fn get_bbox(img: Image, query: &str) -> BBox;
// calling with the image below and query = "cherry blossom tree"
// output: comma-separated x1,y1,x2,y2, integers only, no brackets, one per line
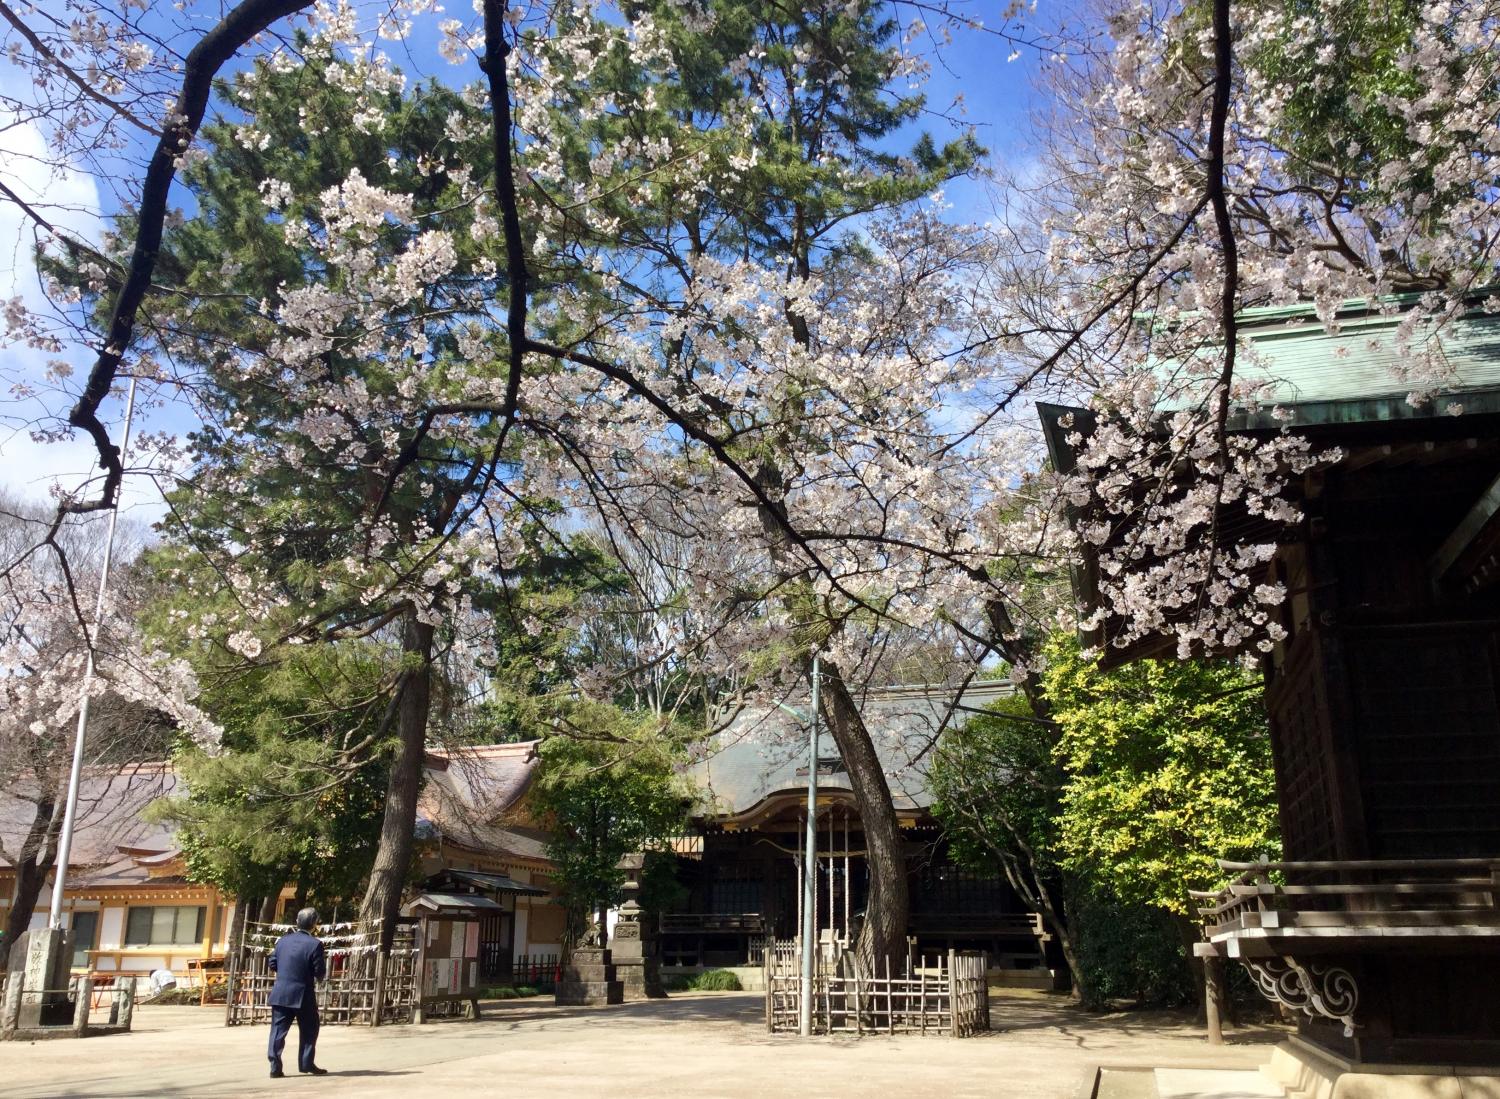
0,492,214,959
2,0,1056,971
1012,0,1500,661
16,0,1493,978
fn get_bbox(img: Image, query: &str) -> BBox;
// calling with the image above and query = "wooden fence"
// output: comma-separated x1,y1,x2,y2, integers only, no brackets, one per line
764,943,989,1037
224,920,417,1027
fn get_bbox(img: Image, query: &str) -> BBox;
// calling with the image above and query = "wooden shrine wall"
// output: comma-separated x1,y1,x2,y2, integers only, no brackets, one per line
1344,626,1500,858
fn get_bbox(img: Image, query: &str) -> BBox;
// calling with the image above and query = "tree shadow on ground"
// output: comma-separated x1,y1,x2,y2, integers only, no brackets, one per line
986,994,1289,1049
479,988,1286,1054
480,990,764,1029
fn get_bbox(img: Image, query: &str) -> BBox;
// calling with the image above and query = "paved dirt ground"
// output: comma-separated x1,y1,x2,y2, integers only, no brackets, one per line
3,990,1285,1098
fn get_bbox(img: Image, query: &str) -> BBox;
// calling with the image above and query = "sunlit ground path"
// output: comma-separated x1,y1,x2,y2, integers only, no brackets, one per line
3,990,1284,1098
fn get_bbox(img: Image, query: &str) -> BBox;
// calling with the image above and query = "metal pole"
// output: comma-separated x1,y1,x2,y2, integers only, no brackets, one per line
799,653,820,1037
48,376,138,928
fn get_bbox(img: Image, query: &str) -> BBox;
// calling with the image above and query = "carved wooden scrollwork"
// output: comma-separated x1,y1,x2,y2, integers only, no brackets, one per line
1241,958,1358,1037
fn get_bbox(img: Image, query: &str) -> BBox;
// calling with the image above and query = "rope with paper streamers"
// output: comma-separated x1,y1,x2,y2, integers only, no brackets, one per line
242,919,384,955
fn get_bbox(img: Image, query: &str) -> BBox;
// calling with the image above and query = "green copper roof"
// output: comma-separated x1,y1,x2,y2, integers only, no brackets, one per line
1233,307,1500,409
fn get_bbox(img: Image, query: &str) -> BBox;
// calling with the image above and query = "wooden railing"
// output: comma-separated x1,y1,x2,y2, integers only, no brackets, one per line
764,943,989,1038
660,913,766,933
1193,857,1500,945
1192,857,1500,1039
908,912,1048,938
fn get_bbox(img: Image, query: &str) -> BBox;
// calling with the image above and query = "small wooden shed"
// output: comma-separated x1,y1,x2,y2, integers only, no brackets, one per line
399,892,504,1022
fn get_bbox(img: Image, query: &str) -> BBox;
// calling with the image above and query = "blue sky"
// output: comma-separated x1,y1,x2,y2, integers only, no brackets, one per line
0,3,1046,518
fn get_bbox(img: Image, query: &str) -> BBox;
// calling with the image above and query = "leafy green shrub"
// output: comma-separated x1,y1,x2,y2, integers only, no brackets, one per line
662,969,742,992
478,985,542,1000
691,969,742,991
1073,892,1193,1010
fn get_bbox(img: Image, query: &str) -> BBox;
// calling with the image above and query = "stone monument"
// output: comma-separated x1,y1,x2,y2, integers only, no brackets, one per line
554,945,623,1006
2,928,75,1035
611,853,665,1000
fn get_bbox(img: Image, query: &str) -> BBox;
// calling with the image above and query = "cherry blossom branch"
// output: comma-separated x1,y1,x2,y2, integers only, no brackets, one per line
63,0,311,517
937,197,1208,461
480,0,526,440
0,0,165,138
1196,0,1239,627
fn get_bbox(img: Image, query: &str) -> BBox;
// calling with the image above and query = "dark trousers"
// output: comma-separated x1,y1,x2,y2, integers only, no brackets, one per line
267,1000,320,1072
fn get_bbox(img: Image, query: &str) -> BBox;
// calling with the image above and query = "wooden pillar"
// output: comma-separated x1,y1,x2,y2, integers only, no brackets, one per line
372,948,387,1028
842,812,850,941
223,951,238,1026
201,889,218,961
1204,953,1225,1045
948,950,958,1037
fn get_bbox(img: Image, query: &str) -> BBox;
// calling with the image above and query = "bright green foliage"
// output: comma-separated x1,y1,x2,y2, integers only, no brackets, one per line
461,526,636,744
1071,890,1194,1008
1042,636,1280,916
527,706,695,942
929,691,1089,995
1241,0,1428,196
147,641,395,905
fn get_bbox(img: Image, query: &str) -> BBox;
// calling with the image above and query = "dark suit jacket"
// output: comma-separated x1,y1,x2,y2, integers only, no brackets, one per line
268,930,326,1009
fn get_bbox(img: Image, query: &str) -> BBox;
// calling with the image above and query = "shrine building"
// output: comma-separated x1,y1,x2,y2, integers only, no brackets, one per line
660,681,1062,989
1040,294,1500,1094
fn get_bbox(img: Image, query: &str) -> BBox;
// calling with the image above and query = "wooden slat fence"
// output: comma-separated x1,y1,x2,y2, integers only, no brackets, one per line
224,920,417,1027
764,941,989,1037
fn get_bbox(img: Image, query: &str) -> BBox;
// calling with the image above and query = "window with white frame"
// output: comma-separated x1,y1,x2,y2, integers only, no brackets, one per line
124,905,205,946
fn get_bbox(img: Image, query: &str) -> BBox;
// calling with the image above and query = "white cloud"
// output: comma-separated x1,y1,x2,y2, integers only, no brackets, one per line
0,112,167,522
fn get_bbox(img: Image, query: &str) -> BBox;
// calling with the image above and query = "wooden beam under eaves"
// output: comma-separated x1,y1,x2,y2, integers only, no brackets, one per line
1429,469,1500,589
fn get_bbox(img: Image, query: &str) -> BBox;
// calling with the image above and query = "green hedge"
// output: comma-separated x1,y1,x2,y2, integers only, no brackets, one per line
663,968,742,992
478,985,542,1000
1074,892,1194,1009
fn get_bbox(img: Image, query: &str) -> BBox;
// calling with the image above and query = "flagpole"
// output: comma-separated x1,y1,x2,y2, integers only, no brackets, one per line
48,374,139,928
798,652,820,1037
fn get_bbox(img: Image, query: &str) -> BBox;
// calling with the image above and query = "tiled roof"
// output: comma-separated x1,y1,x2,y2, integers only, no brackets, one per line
1,743,552,890
691,681,1017,818
416,740,552,864
0,763,177,883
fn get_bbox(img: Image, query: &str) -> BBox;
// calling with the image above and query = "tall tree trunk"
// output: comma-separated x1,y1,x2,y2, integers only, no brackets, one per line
4,796,62,967
228,894,252,955
257,893,280,924
1032,873,1085,1000
360,611,435,951
816,663,908,975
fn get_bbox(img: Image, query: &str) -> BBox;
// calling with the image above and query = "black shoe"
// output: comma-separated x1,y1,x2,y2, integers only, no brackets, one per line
301,1066,329,1076
269,1067,285,1079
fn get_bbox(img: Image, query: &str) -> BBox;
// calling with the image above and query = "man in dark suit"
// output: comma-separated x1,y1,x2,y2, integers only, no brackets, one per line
267,907,328,1078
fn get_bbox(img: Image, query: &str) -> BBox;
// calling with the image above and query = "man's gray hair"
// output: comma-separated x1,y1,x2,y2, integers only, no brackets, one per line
295,907,319,931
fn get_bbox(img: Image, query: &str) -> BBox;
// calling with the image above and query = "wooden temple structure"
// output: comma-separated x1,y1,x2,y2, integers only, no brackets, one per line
1041,296,1500,1089
663,683,1059,988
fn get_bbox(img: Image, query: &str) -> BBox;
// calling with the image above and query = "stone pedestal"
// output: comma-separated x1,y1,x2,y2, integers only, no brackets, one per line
611,852,665,1000
1265,1038,1500,1099
4,928,74,1033
555,947,623,1006
612,905,665,1000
